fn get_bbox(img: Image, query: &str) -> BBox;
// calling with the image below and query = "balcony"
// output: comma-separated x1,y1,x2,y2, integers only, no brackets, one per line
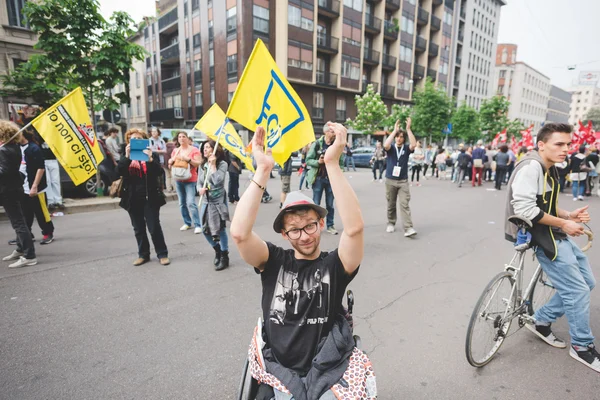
312,107,324,120
414,64,425,79
162,76,181,93
317,34,339,54
363,48,380,65
431,15,441,31
416,36,427,52
386,0,400,11
381,84,395,98
160,42,180,64
382,53,397,70
149,107,184,122
335,109,346,122
427,68,437,81
158,7,178,33
362,81,379,92
316,71,338,87
428,42,439,57
365,14,382,34
317,0,340,17
383,20,399,40
417,7,429,26
432,0,443,5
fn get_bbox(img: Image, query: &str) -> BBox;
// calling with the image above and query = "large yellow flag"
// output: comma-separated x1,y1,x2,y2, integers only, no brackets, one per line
31,87,104,185
226,39,315,166
194,104,254,172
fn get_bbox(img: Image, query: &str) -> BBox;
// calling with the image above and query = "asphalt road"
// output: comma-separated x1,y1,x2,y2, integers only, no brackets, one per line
2,169,600,399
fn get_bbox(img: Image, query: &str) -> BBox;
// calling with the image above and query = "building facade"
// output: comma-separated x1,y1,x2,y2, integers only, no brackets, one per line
546,84,571,125
568,85,600,126
494,44,550,132
143,0,458,132
120,31,148,131
450,0,505,110
0,0,39,120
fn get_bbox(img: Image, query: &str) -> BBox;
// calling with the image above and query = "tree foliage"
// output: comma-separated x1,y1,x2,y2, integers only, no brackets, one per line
506,119,526,138
451,103,481,144
479,95,510,138
384,103,411,130
411,78,453,142
585,107,600,130
347,84,389,135
1,0,146,110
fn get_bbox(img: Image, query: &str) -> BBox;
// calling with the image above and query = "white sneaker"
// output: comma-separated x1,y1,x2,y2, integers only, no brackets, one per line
2,250,23,261
180,224,191,231
9,256,37,268
379,179,383,182
573,197,579,201
578,195,584,201
194,227,202,234
404,228,417,237
371,178,375,182
386,224,395,233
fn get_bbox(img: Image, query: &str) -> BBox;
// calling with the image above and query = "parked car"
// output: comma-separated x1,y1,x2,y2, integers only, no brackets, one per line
60,142,118,197
352,147,376,168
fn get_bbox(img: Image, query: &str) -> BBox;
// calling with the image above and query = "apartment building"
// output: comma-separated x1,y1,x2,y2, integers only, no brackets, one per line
144,0,458,131
494,44,550,132
546,85,571,125
0,0,39,120
568,85,600,126
120,31,148,131
451,0,505,110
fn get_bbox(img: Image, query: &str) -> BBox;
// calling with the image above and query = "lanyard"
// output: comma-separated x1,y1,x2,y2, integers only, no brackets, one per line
395,145,405,166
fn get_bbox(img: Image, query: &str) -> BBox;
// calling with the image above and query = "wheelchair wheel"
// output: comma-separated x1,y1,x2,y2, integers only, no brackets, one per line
237,358,254,400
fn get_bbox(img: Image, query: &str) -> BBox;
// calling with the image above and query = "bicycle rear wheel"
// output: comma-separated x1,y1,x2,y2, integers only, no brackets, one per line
466,272,517,367
527,266,555,317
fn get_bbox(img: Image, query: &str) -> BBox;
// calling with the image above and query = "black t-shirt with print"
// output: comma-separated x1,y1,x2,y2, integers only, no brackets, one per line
259,242,358,374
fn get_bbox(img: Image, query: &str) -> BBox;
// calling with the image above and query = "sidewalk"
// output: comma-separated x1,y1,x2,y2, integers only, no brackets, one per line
0,192,178,221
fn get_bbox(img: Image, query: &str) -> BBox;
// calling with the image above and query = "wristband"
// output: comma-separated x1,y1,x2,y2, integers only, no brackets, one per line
251,179,265,191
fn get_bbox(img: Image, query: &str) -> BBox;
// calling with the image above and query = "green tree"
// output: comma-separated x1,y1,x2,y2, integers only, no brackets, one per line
1,0,146,112
479,95,510,139
384,103,411,130
451,103,481,144
347,83,389,135
585,107,600,130
506,119,526,139
411,78,453,143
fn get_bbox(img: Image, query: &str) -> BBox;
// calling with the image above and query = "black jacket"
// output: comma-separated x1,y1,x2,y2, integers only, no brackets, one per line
117,152,166,211
0,143,24,195
22,142,47,192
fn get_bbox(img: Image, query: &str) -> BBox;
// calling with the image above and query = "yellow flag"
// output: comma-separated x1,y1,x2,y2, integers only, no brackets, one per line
194,104,254,172
226,39,315,166
31,87,104,185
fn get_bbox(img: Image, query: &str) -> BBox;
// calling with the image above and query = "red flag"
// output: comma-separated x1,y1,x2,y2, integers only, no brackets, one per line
491,133,500,147
510,135,519,153
499,128,508,143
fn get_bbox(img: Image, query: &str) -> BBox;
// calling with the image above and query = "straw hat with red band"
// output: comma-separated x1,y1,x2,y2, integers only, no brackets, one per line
272,191,328,233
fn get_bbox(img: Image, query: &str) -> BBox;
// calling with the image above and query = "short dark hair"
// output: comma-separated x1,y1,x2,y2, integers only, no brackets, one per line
537,123,572,143
499,144,509,153
106,127,119,135
579,145,586,154
394,129,408,142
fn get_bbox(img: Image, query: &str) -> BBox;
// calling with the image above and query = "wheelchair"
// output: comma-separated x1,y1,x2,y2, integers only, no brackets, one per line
237,290,362,400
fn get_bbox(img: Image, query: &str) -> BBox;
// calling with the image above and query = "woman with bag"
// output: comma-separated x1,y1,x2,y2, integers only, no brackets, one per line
197,140,231,271
169,131,202,233
118,129,169,266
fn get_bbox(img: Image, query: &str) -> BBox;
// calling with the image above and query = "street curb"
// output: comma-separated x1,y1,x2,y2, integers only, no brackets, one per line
0,193,179,221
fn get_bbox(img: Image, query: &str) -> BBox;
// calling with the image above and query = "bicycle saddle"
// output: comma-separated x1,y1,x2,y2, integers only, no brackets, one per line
508,215,533,230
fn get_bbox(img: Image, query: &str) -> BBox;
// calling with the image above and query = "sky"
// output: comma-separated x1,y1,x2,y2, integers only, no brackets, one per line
497,0,600,90
98,0,600,91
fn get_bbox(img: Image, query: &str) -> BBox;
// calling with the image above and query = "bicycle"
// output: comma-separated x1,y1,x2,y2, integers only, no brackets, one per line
465,215,593,367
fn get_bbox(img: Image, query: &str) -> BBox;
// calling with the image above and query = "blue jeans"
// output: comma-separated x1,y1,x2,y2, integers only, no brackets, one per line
572,180,586,198
534,238,596,346
175,181,201,227
299,168,309,190
344,155,356,171
312,176,334,228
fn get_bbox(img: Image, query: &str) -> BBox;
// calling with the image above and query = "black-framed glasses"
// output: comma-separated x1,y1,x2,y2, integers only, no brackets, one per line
284,221,319,240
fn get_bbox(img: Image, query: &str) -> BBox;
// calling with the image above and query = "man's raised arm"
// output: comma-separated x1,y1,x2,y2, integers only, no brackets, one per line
383,120,399,151
406,117,416,150
230,127,273,270
324,122,364,274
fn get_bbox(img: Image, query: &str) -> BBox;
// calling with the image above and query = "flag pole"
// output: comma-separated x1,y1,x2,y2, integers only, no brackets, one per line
197,117,229,208
0,122,33,148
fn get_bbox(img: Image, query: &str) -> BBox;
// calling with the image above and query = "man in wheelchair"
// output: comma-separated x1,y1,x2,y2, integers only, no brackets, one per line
505,123,599,373
231,123,376,399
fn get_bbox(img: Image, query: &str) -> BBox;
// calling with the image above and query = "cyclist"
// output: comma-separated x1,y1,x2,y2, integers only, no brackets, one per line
231,123,375,398
505,123,598,372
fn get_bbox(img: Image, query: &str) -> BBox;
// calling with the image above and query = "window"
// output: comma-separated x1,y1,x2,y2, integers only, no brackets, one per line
313,92,324,119
253,5,269,34
400,43,412,63
163,94,182,108
209,49,214,67
288,41,313,71
148,96,153,112
401,15,414,34
7,0,28,28
210,83,215,104
227,54,238,75
342,20,361,46
497,85,504,94
443,11,452,25
499,70,506,78
135,71,141,88
193,34,201,48
336,97,346,121
288,5,302,27
397,71,411,91
407,0,416,4
194,59,201,72
341,56,360,80
136,96,141,116
226,7,237,33
343,0,363,12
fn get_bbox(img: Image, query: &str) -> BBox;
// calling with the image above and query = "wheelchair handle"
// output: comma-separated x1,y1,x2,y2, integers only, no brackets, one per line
581,229,593,252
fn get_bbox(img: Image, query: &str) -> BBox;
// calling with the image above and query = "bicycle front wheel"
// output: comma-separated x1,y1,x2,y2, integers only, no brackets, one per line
466,272,516,367
527,266,555,317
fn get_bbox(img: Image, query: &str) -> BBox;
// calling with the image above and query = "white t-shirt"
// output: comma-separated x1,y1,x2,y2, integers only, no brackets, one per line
149,137,166,164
